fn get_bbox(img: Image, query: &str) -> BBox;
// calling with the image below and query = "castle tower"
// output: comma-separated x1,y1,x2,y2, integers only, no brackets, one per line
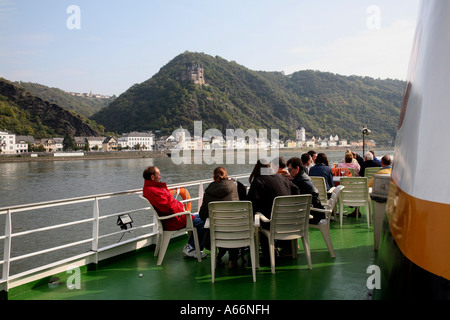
181,62,205,85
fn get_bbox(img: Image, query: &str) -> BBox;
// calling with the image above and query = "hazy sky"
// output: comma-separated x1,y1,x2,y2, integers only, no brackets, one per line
0,0,420,96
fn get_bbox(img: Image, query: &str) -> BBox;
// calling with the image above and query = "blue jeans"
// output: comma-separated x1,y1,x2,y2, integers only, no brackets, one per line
188,214,205,250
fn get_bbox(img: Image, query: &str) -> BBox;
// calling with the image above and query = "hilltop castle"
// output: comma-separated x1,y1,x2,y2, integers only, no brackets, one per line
180,63,205,85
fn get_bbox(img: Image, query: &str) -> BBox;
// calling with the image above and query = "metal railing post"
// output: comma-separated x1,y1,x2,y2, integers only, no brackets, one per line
2,210,12,292
90,198,100,270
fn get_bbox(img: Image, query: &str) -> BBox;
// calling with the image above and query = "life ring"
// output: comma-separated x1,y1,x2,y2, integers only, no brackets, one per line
331,168,352,177
169,187,192,212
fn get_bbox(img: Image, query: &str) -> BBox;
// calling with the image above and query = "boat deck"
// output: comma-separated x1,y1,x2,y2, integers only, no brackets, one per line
9,209,377,301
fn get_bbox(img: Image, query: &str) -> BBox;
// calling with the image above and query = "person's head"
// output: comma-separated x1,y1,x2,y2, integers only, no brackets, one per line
315,153,329,166
143,166,161,182
287,157,305,178
249,159,271,183
308,150,317,163
213,166,228,182
344,152,353,164
364,151,373,161
277,156,287,169
381,155,392,167
370,150,376,158
301,153,312,167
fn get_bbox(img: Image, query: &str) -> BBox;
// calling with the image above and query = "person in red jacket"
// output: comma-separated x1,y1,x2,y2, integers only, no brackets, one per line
142,166,206,259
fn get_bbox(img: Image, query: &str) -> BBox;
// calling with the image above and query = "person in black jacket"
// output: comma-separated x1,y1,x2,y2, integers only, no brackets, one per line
247,159,299,261
359,151,382,177
199,166,241,267
287,157,326,225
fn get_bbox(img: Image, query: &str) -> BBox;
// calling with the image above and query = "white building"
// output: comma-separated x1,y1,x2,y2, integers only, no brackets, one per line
86,137,106,150
296,126,306,142
118,132,154,150
1,131,28,154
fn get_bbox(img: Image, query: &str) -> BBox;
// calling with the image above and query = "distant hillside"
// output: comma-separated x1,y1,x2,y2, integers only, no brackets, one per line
0,78,102,138
17,82,114,118
91,51,405,144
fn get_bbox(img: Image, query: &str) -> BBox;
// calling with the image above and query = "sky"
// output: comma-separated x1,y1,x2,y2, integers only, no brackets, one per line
0,0,420,96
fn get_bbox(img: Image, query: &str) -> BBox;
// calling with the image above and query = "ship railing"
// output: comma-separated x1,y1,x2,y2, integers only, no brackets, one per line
0,173,250,294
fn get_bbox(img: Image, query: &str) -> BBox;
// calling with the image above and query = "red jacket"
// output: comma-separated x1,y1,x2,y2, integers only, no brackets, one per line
143,180,193,231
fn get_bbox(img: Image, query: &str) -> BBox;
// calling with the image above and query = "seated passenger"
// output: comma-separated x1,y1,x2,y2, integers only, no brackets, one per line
308,153,334,191
247,159,299,260
368,155,393,187
142,166,206,259
359,151,382,177
199,167,241,268
286,157,325,225
338,152,360,176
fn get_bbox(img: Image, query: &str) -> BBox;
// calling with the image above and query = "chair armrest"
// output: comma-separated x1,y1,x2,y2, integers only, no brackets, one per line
255,212,270,223
327,186,336,194
156,211,193,221
310,207,330,214
254,214,260,228
204,218,210,229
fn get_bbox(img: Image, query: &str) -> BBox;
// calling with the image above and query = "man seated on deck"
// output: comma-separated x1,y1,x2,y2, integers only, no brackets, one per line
368,155,393,188
142,166,206,259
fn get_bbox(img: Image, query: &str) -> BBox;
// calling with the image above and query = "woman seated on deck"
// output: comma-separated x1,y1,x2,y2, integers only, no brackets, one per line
338,152,360,176
199,166,242,268
308,153,334,191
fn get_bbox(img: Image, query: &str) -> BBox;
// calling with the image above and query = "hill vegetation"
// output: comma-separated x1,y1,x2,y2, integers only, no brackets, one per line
92,51,405,144
0,78,103,139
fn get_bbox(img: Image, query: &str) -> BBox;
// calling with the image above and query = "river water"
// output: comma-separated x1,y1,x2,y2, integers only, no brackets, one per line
0,148,393,275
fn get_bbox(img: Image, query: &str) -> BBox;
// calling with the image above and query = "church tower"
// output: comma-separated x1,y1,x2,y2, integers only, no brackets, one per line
296,126,306,142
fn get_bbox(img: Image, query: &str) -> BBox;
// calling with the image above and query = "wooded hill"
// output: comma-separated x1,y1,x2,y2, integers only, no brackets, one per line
92,51,405,144
0,78,103,139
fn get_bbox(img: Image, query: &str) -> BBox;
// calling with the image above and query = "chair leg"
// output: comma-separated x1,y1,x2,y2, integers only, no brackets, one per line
191,228,202,262
319,224,336,258
157,231,173,266
366,203,371,228
340,202,344,227
269,239,276,274
254,232,260,269
250,241,256,282
301,236,312,270
211,245,216,283
154,233,161,257
291,239,299,259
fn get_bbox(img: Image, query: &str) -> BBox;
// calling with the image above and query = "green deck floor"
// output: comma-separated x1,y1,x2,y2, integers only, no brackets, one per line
9,210,377,301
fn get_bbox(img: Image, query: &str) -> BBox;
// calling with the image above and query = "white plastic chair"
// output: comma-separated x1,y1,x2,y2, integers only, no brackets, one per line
309,185,345,258
207,201,258,283
338,177,371,228
311,176,334,207
255,195,312,274
140,196,202,265
364,167,382,181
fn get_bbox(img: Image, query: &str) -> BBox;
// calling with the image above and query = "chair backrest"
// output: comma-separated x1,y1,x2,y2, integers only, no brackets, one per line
327,185,345,210
269,195,312,241
310,177,328,205
140,195,164,231
364,167,382,180
208,201,254,249
346,167,355,177
339,177,369,202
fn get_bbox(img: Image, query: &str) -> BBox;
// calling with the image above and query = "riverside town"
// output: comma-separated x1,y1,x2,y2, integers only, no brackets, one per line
0,124,376,156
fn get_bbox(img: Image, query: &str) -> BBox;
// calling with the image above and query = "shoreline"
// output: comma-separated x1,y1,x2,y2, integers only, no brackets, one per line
0,151,169,163
0,147,392,163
